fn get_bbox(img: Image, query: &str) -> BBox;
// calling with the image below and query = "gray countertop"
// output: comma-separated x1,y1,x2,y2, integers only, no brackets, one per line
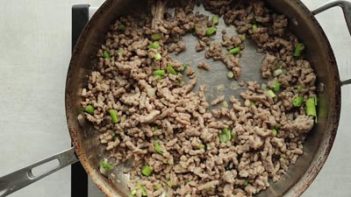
0,0,350,196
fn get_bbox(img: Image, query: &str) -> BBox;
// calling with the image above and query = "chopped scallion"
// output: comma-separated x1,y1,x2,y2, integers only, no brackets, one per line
306,97,317,117
166,64,177,75
227,71,234,79
272,81,281,93
108,109,119,123
252,24,258,32
211,15,219,26
148,41,160,49
141,165,153,176
154,53,162,61
153,141,164,154
265,90,276,98
273,69,283,77
151,33,162,41
272,128,279,136
118,23,126,32
292,96,304,107
244,180,249,186
103,51,111,59
206,27,217,36
229,47,241,55
99,160,113,172
153,69,165,78
294,43,305,57
85,105,94,114
219,128,232,143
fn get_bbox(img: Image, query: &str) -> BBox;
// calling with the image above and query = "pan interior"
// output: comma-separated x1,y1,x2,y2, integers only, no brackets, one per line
66,0,340,196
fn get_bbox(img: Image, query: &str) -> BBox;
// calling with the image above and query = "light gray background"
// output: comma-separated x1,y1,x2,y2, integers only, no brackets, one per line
0,0,350,196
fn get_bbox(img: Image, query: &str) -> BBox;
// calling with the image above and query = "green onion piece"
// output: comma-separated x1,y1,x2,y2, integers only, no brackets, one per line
265,90,276,98
206,27,217,36
272,81,281,93
118,48,124,56
139,184,148,197
141,165,153,176
219,128,232,143
195,143,205,149
272,128,278,136
273,69,283,77
306,97,317,117
179,64,189,72
211,15,219,26
261,84,267,90
153,141,164,154
99,160,113,172
252,24,258,32
103,51,111,59
148,41,160,49
166,64,177,75
239,34,246,41
151,33,162,41
244,180,249,186
154,53,162,61
129,188,137,197
294,43,305,57
227,71,234,79
229,47,241,55
118,23,126,31
292,96,304,107
153,69,165,78
108,109,119,123
85,105,94,114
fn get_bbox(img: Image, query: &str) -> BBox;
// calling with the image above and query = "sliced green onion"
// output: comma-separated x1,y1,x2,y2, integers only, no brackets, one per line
292,96,304,107
166,64,177,75
130,188,137,197
261,84,267,90
229,47,241,55
141,165,153,176
273,69,283,77
153,141,164,154
151,33,162,41
227,71,234,79
85,105,95,114
239,34,246,41
108,109,119,123
118,48,124,56
244,180,249,187
294,43,305,57
265,90,276,98
272,81,281,93
219,128,232,143
272,128,278,136
118,23,126,32
195,143,205,149
153,69,165,78
206,27,217,36
154,53,162,61
211,15,219,26
179,64,189,72
103,51,111,59
148,41,160,49
252,24,258,32
99,160,113,172
306,97,317,117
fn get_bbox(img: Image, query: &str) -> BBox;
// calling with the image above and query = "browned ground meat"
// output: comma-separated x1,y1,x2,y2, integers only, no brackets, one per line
80,0,317,196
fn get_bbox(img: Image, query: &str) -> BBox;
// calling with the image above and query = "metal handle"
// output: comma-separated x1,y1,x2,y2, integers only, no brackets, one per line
0,148,79,197
312,0,351,86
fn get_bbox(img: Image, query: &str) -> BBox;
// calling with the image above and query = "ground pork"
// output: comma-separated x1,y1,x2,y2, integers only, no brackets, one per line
81,1,317,196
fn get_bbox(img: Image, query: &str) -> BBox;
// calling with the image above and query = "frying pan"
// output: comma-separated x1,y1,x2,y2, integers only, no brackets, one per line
1,0,350,196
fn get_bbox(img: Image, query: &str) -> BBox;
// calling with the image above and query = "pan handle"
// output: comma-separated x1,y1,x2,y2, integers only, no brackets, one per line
0,148,79,197
312,0,351,36
312,0,351,86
